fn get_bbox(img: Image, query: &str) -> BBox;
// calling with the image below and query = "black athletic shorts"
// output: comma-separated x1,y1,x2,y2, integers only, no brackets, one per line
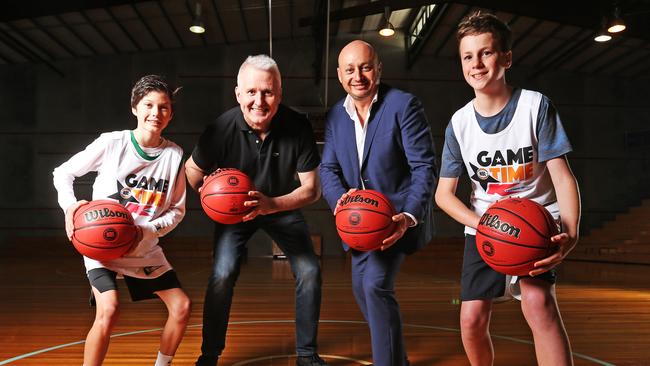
87,268,182,304
461,234,556,301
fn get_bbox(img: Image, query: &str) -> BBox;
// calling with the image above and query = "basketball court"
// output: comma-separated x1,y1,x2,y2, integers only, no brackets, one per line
1,238,648,365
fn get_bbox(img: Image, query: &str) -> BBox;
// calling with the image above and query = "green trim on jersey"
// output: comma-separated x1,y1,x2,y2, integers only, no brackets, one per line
130,130,159,161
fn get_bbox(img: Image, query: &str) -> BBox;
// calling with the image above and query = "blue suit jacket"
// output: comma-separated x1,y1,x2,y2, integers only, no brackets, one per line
320,84,437,254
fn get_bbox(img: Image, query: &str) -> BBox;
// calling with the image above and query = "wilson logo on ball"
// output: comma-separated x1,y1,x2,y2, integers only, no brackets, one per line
479,213,521,238
84,208,131,223
349,212,361,225
340,194,379,208
227,176,239,186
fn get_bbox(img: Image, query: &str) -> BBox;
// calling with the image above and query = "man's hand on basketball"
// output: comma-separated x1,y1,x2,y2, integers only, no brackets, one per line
242,191,278,221
64,200,89,241
333,188,358,215
380,213,414,251
529,232,576,276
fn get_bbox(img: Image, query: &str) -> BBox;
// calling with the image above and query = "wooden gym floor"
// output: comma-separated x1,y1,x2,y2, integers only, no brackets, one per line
1,238,649,366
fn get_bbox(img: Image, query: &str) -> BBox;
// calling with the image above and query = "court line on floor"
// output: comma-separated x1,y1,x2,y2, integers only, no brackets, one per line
0,319,615,366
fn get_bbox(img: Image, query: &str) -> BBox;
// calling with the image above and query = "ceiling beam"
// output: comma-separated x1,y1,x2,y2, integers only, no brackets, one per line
54,14,98,55
0,27,64,76
131,3,163,49
4,21,56,60
514,23,562,66
299,0,438,27
530,30,595,78
31,17,77,57
80,10,118,53
434,5,470,56
572,38,624,73
158,1,186,48
105,7,142,51
210,0,229,44
237,0,251,41
1,0,153,22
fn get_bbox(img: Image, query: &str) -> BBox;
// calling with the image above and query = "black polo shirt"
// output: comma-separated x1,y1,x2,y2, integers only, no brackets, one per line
191,104,320,197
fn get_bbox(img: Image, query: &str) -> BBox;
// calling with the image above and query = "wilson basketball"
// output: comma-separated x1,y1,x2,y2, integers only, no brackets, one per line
72,200,138,261
335,190,396,251
200,168,255,224
475,197,559,276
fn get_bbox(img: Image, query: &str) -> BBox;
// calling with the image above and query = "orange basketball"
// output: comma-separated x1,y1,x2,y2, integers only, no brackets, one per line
72,200,138,261
475,197,559,276
200,168,255,224
335,190,396,251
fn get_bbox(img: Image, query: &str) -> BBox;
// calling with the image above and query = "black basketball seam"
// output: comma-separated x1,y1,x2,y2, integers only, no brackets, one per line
72,240,135,249
75,222,134,229
337,225,392,234
484,257,539,267
203,191,250,196
488,206,549,239
476,228,549,249
337,207,393,219
201,203,252,216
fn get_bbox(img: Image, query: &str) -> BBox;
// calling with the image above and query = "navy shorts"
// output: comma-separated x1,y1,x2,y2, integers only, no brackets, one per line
87,268,182,304
461,235,556,301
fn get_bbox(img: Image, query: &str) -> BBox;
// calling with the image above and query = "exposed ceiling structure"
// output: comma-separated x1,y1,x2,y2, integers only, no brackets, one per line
1,0,650,78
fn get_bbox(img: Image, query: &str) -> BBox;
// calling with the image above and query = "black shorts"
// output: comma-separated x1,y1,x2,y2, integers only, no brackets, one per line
87,268,182,304
461,235,556,301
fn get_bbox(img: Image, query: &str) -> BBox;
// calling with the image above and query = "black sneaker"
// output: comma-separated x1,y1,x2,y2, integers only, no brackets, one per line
195,355,218,366
296,354,329,366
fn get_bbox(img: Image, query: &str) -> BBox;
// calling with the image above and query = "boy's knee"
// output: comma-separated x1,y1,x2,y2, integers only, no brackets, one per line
95,301,120,327
171,297,192,322
460,311,488,335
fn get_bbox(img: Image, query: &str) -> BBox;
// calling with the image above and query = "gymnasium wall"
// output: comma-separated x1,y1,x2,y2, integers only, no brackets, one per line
1,33,649,256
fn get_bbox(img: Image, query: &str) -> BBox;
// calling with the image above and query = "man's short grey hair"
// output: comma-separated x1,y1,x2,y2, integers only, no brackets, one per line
237,54,282,88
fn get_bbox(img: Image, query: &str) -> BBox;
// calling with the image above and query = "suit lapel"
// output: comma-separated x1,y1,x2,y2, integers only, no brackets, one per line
361,94,387,170
340,108,362,187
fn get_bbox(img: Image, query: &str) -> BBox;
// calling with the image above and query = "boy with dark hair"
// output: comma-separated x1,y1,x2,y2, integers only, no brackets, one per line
53,75,190,366
435,11,580,366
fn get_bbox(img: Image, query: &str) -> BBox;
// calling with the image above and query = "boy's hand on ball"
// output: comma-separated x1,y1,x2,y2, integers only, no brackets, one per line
65,200,89,241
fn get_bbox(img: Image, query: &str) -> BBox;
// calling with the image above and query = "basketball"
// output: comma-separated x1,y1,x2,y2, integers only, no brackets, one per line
71,200,138,261
200,168,255,224
335,190,396,251
475,197,560,276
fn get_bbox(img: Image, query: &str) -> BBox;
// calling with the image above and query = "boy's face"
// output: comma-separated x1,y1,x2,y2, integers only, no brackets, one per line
131,90,173,135
459,32,512,93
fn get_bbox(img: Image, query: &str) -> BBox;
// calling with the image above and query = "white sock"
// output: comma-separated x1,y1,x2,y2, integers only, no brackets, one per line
154,351,173,366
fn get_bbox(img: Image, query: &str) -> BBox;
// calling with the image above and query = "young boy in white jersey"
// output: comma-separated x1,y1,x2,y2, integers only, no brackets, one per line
52,75,190,366
435,12,581,366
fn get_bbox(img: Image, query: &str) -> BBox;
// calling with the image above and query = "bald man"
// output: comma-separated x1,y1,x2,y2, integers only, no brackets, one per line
320,41,437,365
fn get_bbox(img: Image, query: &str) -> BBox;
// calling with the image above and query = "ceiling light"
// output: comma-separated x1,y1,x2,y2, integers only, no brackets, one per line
607,7,626,33
189,2,206,34
594,33,612,42
379,6,395,37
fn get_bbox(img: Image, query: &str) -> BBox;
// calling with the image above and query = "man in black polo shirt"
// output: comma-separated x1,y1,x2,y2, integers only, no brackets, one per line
186,55,328,366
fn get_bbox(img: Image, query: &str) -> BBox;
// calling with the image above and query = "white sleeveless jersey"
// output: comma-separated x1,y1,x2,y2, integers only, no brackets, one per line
451,89,558,235
53,130,186,278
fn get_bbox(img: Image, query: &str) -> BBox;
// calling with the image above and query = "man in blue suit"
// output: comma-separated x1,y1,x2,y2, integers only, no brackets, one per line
320,40,437,366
